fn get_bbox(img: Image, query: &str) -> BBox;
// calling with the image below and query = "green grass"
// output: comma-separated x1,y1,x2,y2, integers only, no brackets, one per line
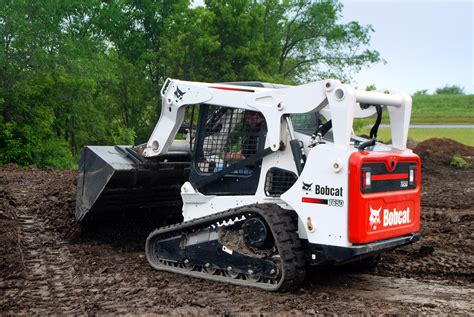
358,127,474,147
411,94,474,124
356,94,474,125
353,94,474,146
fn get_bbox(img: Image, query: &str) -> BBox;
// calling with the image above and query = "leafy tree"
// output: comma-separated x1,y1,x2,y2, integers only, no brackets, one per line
0,0,381,168
413,89,429,96
365,84,377,91
273,0,381,82
435,85,464,95
202,0,381,82
0,1,75,167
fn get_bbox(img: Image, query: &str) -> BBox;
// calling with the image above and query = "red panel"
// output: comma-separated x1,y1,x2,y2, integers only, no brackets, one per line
348,151,421,243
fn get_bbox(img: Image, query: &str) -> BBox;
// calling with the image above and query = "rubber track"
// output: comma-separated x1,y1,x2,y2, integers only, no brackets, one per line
145,203,306,291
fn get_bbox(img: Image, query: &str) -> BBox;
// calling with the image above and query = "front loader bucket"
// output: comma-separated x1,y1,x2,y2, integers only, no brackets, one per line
76,145,190,223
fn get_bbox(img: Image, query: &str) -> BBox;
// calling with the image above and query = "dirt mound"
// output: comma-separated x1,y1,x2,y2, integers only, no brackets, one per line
410,140,474,210
414,138,474,167
406,137,418,149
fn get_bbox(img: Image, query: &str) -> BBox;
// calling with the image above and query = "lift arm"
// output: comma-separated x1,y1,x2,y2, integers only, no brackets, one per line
143,78,412,157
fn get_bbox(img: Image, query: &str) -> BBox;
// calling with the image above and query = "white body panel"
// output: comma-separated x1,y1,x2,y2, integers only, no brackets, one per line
281,145,353,247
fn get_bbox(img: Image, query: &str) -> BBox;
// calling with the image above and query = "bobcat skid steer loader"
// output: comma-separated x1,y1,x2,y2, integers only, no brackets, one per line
76,78,421,291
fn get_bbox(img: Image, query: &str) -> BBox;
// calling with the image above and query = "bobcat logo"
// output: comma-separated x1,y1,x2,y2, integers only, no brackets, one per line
302,182,313,191
174,86,186,101
369,206,382,230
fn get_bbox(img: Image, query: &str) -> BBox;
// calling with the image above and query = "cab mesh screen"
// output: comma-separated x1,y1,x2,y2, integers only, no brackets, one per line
196,105,266,176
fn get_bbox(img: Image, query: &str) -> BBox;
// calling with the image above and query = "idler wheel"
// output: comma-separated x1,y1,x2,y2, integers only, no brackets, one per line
242,217,274,250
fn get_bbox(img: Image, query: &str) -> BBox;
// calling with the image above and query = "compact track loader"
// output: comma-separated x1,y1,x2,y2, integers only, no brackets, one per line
76,78,421,291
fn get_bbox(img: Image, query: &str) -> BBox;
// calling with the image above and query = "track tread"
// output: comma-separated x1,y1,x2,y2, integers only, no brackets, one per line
145,203,306,291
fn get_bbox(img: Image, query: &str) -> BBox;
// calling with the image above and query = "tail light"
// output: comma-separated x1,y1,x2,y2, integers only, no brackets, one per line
361,169,371,188
409,166,417,185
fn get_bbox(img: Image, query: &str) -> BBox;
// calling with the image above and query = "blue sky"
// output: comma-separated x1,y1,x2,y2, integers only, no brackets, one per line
341,0,473,94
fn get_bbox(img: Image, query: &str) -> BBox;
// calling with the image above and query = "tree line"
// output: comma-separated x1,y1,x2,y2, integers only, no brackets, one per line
0,0,380,168
414,85,466,96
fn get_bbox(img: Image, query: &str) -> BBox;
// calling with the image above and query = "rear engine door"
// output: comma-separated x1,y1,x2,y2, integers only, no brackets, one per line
348,151,421,243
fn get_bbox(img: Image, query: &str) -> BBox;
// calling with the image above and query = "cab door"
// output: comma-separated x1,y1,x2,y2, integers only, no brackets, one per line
189,104,267,195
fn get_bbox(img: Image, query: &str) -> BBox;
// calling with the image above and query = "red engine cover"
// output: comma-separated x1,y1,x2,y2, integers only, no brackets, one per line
348,151,421,244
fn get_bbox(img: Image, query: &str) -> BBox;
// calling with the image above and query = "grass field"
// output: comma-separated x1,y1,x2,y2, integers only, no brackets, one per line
410,94,474,124
354,94,474,146
356,94,474,125
358,127,474,146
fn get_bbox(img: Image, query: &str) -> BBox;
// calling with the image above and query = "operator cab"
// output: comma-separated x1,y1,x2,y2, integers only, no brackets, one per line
189,105,267,195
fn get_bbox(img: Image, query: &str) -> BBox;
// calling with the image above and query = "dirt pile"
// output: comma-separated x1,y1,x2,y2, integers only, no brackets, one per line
414,138,474,168
412,139,474,210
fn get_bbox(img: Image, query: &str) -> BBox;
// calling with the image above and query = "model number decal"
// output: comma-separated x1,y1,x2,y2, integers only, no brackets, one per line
302,197,344,208
328,199,344,207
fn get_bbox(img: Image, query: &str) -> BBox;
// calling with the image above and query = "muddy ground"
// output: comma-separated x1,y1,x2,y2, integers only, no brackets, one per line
0,138,473,314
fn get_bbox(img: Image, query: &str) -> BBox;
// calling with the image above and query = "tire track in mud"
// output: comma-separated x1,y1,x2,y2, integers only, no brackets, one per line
12,210,80,314
326,274,473,313
0,169,82,314
0,177,180,314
